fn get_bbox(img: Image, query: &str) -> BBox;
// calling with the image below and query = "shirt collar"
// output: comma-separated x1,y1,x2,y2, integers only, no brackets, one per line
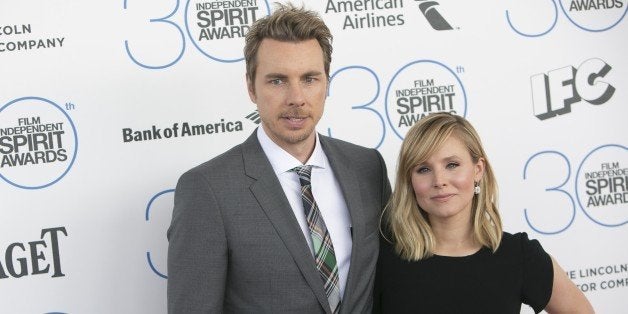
257,126,327,175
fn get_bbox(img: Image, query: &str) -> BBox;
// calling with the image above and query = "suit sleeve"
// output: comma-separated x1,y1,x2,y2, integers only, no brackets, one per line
375,149,392,209
372,238,383,314
167,170,227,313
372,149,391,314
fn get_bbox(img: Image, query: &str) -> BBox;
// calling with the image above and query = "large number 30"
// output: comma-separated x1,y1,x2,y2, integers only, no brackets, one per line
123,0,186,69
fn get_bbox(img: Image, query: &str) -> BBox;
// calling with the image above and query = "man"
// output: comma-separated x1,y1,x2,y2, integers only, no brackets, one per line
167,3,391,313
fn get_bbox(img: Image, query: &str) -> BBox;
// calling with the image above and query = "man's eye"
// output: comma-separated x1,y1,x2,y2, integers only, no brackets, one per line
270,79,283,85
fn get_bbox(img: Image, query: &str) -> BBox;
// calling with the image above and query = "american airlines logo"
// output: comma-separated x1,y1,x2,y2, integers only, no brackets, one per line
415,0,453,30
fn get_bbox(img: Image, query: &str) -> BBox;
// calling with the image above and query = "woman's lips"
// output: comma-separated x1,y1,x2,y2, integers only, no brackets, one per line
431,194,454,202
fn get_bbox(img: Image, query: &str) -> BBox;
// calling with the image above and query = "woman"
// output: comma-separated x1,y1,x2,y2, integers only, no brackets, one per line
374,113,593,313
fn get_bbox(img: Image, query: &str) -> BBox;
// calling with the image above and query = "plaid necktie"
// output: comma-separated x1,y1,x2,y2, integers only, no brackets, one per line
292,165,341,314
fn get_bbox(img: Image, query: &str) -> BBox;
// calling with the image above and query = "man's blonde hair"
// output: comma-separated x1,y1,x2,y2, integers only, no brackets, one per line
244,3,332,84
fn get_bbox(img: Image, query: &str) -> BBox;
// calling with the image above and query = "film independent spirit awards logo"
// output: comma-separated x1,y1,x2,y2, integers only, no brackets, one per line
385,60,467,139
560,0,626,31
576,145,628,227
186,0,271,62
507,0,625,35
0,97,78,189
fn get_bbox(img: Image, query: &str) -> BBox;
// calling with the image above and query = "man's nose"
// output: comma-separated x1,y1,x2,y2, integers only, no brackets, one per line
287,83,306,106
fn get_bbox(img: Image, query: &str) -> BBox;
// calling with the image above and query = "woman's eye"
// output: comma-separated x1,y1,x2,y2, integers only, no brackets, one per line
416,167,429,174
446,162,459,169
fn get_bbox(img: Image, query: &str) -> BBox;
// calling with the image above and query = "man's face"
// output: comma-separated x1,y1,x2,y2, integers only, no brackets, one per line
247,38,327,153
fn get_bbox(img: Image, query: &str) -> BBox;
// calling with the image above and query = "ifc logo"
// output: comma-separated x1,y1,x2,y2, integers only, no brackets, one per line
385,60,467,139
0,97,78,189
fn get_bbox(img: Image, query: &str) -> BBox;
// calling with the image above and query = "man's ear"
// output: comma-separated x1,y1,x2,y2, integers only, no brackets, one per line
246,74,256,103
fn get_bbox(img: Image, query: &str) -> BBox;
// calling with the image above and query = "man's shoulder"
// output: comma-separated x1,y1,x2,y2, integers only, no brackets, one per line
319,134,377,156
182,141,247,181
319,134,385,171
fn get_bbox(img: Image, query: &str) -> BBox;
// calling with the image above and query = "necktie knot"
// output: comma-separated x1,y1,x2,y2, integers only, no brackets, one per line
292,165,313,187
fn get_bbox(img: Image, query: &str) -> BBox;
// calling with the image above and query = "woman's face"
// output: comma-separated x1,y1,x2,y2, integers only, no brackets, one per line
411,135,484,223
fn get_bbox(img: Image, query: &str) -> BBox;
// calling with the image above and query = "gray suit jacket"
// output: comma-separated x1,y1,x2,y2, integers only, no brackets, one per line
167,131,391,313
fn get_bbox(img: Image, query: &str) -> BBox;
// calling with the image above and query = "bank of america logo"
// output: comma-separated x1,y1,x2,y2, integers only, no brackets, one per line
415,0,453,30
245,110,261,124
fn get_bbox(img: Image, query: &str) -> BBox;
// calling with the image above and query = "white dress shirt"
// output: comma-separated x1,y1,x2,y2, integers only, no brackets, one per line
257,127,352,298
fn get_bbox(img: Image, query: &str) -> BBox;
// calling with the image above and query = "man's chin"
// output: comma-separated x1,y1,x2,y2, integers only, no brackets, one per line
280,129,315,145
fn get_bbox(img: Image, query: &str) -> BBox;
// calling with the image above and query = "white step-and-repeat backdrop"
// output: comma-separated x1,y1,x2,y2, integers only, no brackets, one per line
1,0,626,313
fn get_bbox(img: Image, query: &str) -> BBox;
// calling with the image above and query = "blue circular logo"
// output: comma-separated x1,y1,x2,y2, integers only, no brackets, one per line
575,144,627,227
185,0,271,62
0,97,78,189
385,60,467,140
559,0,627,32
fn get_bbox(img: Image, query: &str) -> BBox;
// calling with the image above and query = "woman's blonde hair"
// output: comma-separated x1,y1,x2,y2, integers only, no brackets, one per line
382,112,502,260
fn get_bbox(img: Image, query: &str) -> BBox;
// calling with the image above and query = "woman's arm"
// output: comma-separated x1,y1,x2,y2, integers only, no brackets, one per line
544,256,595,313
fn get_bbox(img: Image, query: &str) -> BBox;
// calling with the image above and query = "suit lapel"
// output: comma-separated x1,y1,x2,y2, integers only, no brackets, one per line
241,132,332,313
319,136,367,308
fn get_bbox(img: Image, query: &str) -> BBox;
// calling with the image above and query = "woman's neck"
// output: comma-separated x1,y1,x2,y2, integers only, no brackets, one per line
430,215,481,257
